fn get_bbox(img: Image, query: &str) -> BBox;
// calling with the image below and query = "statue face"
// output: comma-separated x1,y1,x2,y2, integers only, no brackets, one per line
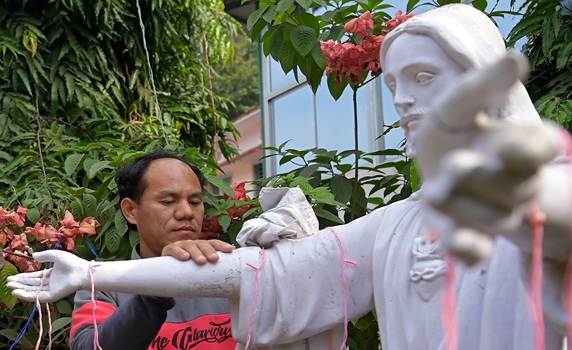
383,33,465,158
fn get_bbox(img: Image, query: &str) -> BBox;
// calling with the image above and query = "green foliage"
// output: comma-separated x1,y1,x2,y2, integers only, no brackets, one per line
212,34,261,120
0,0,246,347
508,0,572,130
246,0,395,94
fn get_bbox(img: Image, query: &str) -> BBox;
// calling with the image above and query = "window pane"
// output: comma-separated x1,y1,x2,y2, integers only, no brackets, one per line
315,81,369,154
272,85,314,172
269,58,298,93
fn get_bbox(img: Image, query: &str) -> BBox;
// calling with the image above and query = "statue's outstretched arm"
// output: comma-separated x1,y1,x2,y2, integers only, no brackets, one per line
8,249,242,303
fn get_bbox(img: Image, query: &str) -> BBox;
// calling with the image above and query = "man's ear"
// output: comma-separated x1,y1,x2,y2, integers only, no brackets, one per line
120,198,138,225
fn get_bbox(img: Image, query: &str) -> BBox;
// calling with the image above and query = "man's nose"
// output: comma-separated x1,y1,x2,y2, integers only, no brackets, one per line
175,201,194,220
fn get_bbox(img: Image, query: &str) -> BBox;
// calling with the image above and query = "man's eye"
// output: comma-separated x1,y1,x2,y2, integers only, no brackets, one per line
416,72,435,84
190,200,203,206
161,200,175,205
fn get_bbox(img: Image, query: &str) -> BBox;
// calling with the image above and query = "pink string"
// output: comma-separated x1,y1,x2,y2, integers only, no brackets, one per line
327,227,357,350
528,201,545,350
89,261,103,350
34,269,51,350
244,248,266,349
442,253,458,350
560,128,572,348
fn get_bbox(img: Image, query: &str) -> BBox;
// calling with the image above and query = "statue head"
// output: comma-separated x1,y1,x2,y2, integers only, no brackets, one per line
380,4,540,158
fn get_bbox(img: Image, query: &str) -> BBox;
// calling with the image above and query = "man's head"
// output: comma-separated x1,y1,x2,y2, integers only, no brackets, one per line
380,4,540,158
116,149,207,258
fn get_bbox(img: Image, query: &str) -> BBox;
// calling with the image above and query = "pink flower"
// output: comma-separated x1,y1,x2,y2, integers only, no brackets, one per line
226,182,248,201
13,206,27,227
382,10,415,35
344,11,374,37
7,233,28,251
78,217,100,237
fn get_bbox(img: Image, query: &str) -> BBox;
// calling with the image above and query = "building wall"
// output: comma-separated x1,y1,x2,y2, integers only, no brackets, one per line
216,107,263,196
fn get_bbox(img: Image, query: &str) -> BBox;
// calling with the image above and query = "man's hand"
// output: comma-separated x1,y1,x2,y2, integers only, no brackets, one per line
161,239,235,264
7,250,89,302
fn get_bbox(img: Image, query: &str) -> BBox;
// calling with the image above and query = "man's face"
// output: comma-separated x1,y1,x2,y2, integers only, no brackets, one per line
383,33,465,158
121,158,205,258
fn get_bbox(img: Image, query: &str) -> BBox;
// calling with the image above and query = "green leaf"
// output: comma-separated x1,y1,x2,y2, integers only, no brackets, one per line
247,7,267,31
27,207,41,224
327,74,349,101
0,260,18,309
296,0,313,10
279,40,297,73
56,299,73,315
542,19,554,55
557,41,572,70
114,210,128,237
330,175,353,204
105,228,121,253
83,193,97,217
205,174,234,197
276,0,296,16
269,26,285,61
218,214,232,230
52,316,72,332
86,160,112,179
472,0,488,12
65,153,84,177
313,206,344,224
290,26,318,56
406,0,421,12
129,230,140,248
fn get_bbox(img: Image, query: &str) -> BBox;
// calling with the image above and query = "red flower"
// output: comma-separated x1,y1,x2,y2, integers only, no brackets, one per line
200,216,223,239
344,11,374,37
381,10,416,35
321,10,413,85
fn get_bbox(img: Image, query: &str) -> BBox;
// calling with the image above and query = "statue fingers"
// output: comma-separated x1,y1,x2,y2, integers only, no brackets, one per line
431,54,528,130
7,269,52,285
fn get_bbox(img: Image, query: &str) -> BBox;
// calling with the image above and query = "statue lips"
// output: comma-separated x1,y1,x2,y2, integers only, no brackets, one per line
400,114,423,135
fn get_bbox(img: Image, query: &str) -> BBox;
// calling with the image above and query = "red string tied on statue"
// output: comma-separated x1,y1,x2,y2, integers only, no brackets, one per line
559,128,572,348
327,227,357,350
89,260,103,350
528,200,546,350
34,269,53,350
244,248,267,349
443,252,458,350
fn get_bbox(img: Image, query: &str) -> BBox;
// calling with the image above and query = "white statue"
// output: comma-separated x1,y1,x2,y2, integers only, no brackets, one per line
8,4,572,349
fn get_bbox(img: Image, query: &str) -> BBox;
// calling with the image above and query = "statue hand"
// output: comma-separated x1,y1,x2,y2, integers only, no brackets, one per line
7,250,90,303
161,239,235,264
416,54,530,181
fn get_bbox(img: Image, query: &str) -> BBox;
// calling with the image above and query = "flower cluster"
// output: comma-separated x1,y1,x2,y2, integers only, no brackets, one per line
321,10,415,85
24,211,100,252
200,182,254,239
1,207,100,272
0,206,40,272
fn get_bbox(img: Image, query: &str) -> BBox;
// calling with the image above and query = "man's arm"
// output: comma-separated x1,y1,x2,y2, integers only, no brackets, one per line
70,291,175,350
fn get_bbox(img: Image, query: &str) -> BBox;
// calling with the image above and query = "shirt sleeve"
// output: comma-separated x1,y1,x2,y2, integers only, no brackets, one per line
70,290,175,350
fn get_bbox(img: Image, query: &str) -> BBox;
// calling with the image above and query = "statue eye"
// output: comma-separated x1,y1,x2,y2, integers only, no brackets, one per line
416,72,435,84
387,81,396,94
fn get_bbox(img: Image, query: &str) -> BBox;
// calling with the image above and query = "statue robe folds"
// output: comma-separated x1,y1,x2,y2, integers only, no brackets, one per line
230,191,562,349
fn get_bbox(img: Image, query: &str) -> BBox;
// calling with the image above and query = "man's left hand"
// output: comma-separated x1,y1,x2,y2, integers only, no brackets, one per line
161,239,235,264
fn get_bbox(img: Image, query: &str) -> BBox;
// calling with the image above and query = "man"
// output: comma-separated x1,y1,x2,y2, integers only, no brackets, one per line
9,5,572,349
70,149,237,350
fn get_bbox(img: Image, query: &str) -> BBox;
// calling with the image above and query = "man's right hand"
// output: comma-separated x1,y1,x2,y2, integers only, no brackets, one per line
161,239,235,264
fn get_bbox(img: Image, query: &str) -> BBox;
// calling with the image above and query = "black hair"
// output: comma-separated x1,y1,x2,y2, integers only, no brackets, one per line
115,149,206,231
